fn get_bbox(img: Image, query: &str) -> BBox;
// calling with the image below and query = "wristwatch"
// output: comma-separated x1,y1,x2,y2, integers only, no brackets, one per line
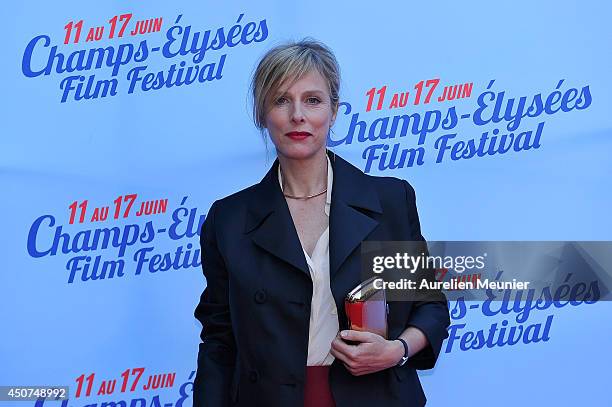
396,338,410,366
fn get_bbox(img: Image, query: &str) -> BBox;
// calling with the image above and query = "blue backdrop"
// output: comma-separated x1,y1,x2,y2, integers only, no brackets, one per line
2,1,611,406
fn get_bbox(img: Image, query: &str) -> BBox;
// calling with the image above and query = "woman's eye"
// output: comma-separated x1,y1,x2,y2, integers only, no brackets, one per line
306,97,321,104
275,97,288,105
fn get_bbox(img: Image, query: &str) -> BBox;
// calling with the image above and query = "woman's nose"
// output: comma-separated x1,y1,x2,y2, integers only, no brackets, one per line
291,103,306,123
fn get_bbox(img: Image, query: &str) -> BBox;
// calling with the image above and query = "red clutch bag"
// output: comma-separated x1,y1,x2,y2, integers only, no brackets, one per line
344,277,388,339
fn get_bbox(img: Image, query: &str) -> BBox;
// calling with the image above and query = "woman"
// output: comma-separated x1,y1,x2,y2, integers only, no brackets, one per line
193,39,450,407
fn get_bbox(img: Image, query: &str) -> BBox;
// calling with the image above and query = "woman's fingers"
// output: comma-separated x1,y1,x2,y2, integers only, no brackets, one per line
331,331,395,376
339,330,380,343
331,336,356,363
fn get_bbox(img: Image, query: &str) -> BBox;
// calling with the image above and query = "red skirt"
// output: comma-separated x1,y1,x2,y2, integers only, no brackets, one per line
304,366,335,407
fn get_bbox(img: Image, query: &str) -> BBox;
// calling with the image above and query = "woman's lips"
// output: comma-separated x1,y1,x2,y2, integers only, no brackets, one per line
285,131,312,140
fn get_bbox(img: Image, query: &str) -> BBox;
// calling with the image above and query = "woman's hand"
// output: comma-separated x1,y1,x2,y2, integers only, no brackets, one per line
330,330,405,376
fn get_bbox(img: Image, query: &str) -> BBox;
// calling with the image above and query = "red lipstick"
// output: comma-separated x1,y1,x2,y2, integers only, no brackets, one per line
285,131,312,140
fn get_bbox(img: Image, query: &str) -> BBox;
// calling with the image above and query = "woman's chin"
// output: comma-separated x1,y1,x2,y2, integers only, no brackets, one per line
276,143,326,161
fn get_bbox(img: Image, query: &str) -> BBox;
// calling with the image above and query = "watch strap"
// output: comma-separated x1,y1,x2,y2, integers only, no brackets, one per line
396,338,410,366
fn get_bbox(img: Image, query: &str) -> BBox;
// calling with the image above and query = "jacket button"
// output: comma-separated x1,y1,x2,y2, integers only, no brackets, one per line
254,289,267,304
249,370,259,383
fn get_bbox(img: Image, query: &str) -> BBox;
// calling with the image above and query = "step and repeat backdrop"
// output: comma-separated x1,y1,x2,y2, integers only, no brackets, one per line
2,1,611,406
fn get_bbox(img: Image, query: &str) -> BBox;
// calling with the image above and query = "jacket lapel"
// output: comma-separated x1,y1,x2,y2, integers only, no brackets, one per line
245,159,310,276
244,152,383,281
328,152,382,281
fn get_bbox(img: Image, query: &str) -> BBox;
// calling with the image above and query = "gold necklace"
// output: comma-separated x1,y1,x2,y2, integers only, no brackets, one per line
283,189,327,200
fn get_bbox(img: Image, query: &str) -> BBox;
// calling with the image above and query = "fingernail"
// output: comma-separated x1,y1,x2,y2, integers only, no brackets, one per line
340,331,347,337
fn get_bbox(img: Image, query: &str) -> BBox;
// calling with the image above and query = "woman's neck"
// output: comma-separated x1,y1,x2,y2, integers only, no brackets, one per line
278,150,328,197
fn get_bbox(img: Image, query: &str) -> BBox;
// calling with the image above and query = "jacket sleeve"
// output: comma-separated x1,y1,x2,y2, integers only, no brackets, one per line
402,180,451,370
193,201,236,406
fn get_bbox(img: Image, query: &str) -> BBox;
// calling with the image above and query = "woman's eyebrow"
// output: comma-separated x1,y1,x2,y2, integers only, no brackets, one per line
271,89,327,101
301,89,326,95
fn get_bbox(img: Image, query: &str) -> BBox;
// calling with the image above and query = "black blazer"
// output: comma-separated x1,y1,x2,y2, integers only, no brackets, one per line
194,152,450,407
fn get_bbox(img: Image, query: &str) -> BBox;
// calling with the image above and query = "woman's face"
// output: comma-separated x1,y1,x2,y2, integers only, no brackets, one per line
264,70,337,162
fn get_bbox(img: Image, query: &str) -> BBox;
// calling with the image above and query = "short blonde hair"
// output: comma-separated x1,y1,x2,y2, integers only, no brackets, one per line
250,39,340,130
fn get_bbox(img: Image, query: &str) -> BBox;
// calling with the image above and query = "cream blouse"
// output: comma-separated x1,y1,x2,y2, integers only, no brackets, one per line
278,156,339,366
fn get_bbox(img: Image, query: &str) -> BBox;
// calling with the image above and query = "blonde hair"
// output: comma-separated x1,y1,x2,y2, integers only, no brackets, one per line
250,39,340,131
